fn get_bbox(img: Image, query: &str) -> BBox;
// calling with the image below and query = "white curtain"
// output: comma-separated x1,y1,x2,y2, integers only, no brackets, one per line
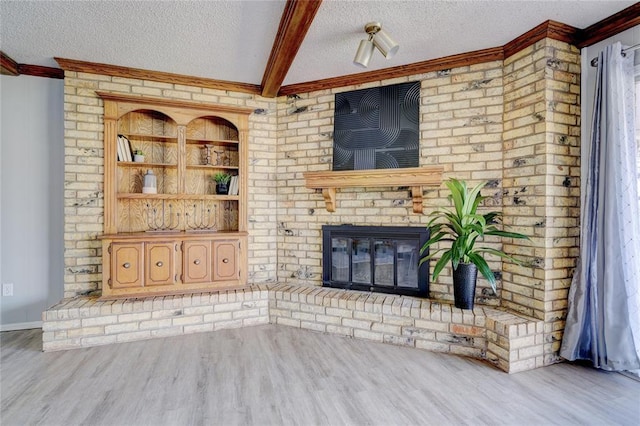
560,42,640,371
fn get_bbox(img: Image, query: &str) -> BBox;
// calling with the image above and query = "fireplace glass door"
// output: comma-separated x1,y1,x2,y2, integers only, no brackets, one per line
323,226,428,297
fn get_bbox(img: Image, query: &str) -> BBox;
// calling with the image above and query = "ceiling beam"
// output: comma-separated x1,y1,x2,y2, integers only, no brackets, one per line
260,0,323,98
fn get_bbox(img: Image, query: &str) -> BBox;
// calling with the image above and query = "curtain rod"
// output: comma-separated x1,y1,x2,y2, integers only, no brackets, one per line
590,43,640,67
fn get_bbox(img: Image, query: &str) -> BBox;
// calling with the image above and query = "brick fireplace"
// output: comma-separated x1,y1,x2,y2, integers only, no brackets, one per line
55,36,580,372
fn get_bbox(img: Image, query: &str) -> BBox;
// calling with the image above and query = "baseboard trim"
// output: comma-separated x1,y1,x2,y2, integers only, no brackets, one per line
1,321,43,332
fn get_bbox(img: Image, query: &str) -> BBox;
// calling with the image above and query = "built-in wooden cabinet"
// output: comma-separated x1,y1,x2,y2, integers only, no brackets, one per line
98,92,250,299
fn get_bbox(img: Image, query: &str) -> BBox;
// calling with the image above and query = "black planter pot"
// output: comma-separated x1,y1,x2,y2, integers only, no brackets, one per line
216,183,229,195
452,262,478,310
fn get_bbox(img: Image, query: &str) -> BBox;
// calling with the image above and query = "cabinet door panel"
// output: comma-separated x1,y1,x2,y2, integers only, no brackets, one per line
213,241,238,281
183,241,212,284
146,242,176,286
111,243,144,288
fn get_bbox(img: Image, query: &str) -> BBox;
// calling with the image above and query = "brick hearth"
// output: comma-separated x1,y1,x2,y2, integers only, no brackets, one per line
43,284,543,374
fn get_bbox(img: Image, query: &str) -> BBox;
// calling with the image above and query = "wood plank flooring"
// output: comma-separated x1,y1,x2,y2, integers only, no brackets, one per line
1,325,639,425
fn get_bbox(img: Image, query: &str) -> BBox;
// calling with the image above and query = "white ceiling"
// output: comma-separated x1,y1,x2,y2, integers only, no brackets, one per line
1,0,636,88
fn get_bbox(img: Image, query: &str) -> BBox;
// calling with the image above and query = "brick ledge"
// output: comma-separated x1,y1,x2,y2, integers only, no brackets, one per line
42,283,543,373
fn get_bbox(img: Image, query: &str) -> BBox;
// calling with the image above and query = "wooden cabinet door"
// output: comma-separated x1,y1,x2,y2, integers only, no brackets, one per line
213,240,238,281
183,240,211,284
146,242,176,286
110,242,144,288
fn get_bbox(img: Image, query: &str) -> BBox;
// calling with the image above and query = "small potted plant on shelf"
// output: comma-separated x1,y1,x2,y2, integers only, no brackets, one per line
211,172,231,194
133,149,145,163
419,178,530,309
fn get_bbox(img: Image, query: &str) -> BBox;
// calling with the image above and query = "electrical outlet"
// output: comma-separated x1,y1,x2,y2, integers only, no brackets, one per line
2,283,14,297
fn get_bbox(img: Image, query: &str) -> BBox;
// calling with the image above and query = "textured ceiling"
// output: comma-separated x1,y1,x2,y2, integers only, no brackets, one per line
1,0,636,88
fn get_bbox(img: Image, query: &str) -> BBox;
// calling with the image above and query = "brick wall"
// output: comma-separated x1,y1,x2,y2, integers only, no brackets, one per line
275,40,580,365
60,37,580,365
62,74,279,298
501,39,581,364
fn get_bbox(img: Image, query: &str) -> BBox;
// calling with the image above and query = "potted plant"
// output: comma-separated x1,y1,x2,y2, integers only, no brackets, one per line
420,178,529,309
211,172,231,194
133,149,145,162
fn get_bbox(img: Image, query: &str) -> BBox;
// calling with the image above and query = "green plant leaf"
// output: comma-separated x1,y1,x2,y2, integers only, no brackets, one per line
467,252,497,294
485,229,530,240
463,181,486,216
477,247,527,266
432,250,452,282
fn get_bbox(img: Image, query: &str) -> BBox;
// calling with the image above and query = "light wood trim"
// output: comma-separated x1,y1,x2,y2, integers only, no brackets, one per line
576,3,640,48
96,91,254,117
103,116,118,234
261,0,323,97
57,58,262,95
304,166,443,213
237,115,249,233
0,51,19,76
279,47,504,96
116,193,240,201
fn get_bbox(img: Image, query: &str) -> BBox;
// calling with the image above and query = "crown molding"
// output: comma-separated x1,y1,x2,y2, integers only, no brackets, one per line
1,51,64,78
503,20,580,58
279,47,504,96
17,64,64,79
280,20,581,96
576,3,640,48
4,4,636,94
55,57,261,95
1,51,19,76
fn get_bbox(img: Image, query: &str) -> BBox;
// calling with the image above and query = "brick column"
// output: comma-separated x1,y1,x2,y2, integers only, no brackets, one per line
502,39,581,365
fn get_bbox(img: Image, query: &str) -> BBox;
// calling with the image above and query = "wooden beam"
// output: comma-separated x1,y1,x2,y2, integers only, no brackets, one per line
1,51,19,76
56,57,262,95
576,3,640,48
261,0,323,98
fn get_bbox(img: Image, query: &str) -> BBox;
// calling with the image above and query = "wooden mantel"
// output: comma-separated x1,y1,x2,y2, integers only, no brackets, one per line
303,166,444,214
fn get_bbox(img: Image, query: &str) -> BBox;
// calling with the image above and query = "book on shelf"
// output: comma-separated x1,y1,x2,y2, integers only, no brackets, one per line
228,175,239,196
118,134,133,162
116,136,124,161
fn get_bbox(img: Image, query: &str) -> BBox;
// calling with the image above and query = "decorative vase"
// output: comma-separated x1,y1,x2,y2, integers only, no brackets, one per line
452,262,478,310
134,154,145,162
216,183,229,195
142,169,157,194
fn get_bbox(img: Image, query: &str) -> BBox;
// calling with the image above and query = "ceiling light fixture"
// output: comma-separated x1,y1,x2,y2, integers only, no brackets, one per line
353,22,399,68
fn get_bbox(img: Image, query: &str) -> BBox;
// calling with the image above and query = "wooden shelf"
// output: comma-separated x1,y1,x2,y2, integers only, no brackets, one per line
117,162,176,168
186,138,239,146
303,166,444,214
125,133,177,141
117,193,239,201
186,164,238,170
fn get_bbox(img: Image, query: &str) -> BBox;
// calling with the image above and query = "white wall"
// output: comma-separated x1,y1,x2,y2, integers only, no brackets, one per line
0,74,64,330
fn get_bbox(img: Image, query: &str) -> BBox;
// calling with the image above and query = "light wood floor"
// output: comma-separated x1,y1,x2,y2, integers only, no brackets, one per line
1,325,638,426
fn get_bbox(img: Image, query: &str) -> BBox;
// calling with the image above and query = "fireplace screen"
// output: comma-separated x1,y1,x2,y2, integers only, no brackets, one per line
322,225,429,297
